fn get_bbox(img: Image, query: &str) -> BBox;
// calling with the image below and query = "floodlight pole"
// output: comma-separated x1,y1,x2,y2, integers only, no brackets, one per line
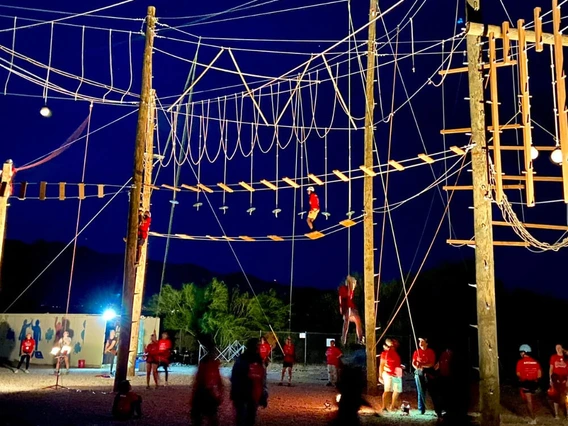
363,0,378,396
466,0,500,425
0,160,13,295
114,6,156,391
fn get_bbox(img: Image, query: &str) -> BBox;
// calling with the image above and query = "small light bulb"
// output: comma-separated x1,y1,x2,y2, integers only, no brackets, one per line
530,146,539,160
551,147,563,165
40,106,52,117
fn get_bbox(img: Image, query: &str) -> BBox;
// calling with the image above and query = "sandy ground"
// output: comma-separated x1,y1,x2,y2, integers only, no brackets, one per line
0,363,559,425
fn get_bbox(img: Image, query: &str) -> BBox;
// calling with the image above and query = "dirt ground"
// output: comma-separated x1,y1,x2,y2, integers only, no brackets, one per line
0,363,559,425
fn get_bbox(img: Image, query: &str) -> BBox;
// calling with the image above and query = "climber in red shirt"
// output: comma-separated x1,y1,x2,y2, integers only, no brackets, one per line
136,210,151,265
157,332,172,386
15,333,35,373
339,276,364,345
280,337,295,386
306,186,320,231
517,344,541,423
549,344,568,419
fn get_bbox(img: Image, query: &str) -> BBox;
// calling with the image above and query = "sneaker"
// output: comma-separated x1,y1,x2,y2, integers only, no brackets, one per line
288,382,291,387
13,369,18,374
278,382,283,386
528,419,537,425
326,382,332,387
24,369,29,374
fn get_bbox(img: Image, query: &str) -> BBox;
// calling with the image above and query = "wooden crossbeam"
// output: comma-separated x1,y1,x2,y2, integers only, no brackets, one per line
518,19,536,207
59,182,66,201
388,160,405,171
340,219,357,227
39,181,47,200
447,239,530,247
439,60,517,76
239,236,255,242
535,7,544,52
489,145,556,151
466,21,568,47
78,183,85,200
418,153,434,164
97,184,104,198
18,182,27,200
502,175,563,182
181,184,200,192
443,184,525,191
174,234,194,240
440,123,522,135
305,231,324,239
489,32,504,203
268,235,284,241
492,220,568,231
161,184,180,192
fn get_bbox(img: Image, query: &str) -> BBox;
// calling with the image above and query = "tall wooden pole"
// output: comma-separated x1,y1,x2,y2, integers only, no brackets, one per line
127,90,156,376
363,0,378,396
114,6,156,391
0,160,13,294
466,1,500,425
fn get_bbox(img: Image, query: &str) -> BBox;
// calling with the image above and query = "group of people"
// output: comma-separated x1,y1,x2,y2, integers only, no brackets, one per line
516,343,568,423
143,332,172,389
13,327,73,375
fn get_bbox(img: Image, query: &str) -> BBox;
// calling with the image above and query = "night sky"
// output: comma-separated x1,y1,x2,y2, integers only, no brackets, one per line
0,0,567,299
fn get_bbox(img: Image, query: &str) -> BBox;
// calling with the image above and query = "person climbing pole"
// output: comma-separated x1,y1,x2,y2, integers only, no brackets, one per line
339,276,364,346
136,209,151,265
306,186,320,231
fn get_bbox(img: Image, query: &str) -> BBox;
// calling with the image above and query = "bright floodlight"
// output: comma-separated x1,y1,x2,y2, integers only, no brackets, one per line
551,147,563,165
103,308,117,321
40,106,52,117
530,146,539,161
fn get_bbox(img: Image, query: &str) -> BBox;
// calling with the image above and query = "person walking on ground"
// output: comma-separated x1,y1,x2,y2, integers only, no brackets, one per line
231,338,268,426
191,336,224,426
144,333,159,389
280,337,295,386
517,344,541,424
326,340,343,387
378,338,403,413
157,332,172,385
14,333,35,374
549,344,568,420
412,337,437,415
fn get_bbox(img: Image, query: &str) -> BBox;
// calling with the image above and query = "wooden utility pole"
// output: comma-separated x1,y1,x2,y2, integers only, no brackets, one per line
363,0,378,395
114,6,156,391
127,90,156,377
466,1,500,425
0,160,13,293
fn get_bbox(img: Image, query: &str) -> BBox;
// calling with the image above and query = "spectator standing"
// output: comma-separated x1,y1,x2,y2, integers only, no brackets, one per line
517,344,541,424
14,333,35,373
378,338,403,413
326,340,343,387
280,337,295,386
412,337,436,415
549,344,568,420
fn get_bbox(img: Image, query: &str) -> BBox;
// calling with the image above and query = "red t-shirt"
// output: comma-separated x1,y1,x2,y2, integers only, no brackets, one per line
412,348,436,368
517,356,541,381
21,338,35,354
145,341,158,363
309,192,319,210
326,346,342,366
194,358,222,397
283,344,295,364
550,354,568,377
338,285,355,310
157,338,171,363
383,348,401,376
113,391,140,417
258,342,271,361
138,216,151,239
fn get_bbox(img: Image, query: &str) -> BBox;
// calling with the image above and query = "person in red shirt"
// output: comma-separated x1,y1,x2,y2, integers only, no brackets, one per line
15,333,35,373
279,337,295,387
339,276,364,345
517,344,542,423
191,336,223,426
112,380,142,420
306,186,320,231
412,337,437,415
258,336,272,367
326,340,343,386
549,344,568,419
156,332,172,385
379,338,403,412
136,210,151,265
144,333,159,389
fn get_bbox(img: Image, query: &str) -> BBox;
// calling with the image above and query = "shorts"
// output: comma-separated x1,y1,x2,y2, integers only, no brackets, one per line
283,362,293,369
382,372,403,393
551,375,568,401
520,380,539,394
308,209,319,220
348,308,359,318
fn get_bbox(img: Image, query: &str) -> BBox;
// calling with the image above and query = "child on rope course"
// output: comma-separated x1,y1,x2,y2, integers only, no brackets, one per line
339,276,364,346
306,186,320,231
136,209,151,265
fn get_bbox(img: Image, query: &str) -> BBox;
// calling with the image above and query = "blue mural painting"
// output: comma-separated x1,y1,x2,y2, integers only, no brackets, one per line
18,319,32,342
45,328,54,342
32,320,41,346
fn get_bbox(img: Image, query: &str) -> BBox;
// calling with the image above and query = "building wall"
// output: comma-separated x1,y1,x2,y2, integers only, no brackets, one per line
0,313,160,368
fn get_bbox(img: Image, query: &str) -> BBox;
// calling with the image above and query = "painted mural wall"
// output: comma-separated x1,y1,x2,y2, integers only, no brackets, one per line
0,314,160,368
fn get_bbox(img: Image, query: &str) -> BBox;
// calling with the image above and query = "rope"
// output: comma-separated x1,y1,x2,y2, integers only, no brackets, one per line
3,177,133,313
3,16,16,95
64,103,93,320
288,118,300,335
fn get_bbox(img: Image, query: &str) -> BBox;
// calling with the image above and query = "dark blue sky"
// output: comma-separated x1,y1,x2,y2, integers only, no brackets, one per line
0,0,567,299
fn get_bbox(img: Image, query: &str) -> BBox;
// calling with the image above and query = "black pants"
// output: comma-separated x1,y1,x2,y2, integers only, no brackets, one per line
158,362,169,382
17,354,31,370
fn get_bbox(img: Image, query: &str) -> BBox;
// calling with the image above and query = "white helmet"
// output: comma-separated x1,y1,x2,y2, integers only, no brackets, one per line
519,344,532,353
307,186,315,192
